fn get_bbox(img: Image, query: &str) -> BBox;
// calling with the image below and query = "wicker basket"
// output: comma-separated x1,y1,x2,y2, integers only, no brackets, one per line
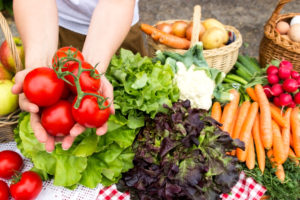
259,0,300,71
146,5,243,74
0,11,23,143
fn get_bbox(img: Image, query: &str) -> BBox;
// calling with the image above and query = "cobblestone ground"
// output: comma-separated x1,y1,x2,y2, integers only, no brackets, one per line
1,0,300,59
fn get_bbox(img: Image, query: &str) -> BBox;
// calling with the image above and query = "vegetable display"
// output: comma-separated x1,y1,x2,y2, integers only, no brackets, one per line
14,48,180,189
117,100,244,200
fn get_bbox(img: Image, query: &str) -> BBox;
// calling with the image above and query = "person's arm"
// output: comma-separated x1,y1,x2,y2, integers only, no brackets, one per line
82,0,136,73
12,0,62,152
13,0,58,69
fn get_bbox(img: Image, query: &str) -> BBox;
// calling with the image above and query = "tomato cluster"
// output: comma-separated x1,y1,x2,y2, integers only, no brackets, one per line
23,47,110,137
0,150,42,200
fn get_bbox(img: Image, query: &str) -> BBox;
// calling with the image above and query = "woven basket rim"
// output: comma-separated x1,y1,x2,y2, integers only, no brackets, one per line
264,12,300,53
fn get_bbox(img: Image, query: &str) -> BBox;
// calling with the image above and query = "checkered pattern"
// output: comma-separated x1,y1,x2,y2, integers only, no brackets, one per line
221,172,266,200
97,185,130,200
97,172,266,200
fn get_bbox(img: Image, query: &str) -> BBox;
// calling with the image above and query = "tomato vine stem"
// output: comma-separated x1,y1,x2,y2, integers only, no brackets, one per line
52,52,110,110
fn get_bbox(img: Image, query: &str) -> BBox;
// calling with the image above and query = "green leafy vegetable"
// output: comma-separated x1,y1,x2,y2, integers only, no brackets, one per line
243,159,300,200
107,49,179,119
117,100,244,200
14,112,137,188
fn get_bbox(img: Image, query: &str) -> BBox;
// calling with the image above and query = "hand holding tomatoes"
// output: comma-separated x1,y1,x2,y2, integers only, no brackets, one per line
18,47,113,152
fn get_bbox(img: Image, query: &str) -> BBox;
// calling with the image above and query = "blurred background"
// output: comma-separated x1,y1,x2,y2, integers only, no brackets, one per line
1,0,300,58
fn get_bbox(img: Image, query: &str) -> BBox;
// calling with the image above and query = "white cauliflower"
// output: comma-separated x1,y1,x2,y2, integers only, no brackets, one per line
174,62,215,110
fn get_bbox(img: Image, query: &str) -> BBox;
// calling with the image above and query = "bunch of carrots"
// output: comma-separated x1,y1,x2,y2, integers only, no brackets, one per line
211,84,300,182
140,23,191,50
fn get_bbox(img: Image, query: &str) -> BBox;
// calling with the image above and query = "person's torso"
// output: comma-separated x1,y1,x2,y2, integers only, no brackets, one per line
56,0,139,35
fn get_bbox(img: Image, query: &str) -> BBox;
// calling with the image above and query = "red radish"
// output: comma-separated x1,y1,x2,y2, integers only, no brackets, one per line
291,71,300,79
263,85,273,98
282,78,298,93
279,93,293,106
273,96,281,107
267,66,279,75
294,92,300,104
279,60,293,70
267,74,279,84
271,83,283,96
278,67,291,80
288,101,296,108
297,77,300,85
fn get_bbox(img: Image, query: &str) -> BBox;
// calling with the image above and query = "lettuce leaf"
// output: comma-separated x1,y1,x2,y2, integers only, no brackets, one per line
107,49,179,119
14,112,137,188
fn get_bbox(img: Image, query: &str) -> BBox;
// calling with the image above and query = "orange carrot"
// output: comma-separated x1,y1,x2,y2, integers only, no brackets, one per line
252,114,265,173
291,107,300,157
246,134,255,170
220,89,240,136
159,33,191,49
230,107,239,136
255,84,272,149
290,132,294,149
211,102,222,122
288,148,299,166
246,87,258,102
140,23,156,35
267,149,285,182
232,101,251,140
237,102,258,162
231,101,250,156
272,120,286,164
270,104,287,128
140,23,190,49
281,108,292,163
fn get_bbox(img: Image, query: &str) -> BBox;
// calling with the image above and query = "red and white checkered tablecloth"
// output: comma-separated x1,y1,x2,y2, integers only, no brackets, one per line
97,172,266,200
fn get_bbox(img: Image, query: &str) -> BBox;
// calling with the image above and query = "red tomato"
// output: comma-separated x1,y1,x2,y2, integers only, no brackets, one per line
72,92,110,128
41,100,75,137
10,171,42,200
52,46,84,71
0,180,9,200
23,67,64,107
60,83,71,100
65,61,101,94
0,150,23,179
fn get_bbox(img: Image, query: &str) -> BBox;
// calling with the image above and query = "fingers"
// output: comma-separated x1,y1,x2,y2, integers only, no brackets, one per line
11,69,30,94
19,94,39,113
45,136,55,153
30,113,48,143
70,123,86,137
62,135,76,150
96,122,108,136
100,76,115,114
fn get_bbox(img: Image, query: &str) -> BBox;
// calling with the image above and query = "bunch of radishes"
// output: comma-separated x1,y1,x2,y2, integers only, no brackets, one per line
264,60,300,108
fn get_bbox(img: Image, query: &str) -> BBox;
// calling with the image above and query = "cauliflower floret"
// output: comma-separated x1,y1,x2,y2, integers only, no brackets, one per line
175,62,215,110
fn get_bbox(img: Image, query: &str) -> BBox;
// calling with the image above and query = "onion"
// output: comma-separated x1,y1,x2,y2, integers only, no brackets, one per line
156,23,172,34
171,21,188,38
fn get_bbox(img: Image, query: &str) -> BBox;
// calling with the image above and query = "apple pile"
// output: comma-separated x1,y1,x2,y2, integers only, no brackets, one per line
264,60,300,108
0,37,25,116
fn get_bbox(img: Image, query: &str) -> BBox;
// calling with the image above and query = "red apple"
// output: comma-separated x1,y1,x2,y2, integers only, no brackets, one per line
0,37,25,74
0,61,12,80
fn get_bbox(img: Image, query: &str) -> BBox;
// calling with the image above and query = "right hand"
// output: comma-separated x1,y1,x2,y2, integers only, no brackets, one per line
11,69,80,152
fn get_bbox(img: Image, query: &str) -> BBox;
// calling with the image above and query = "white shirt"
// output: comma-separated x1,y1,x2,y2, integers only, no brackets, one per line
56,0,139,35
